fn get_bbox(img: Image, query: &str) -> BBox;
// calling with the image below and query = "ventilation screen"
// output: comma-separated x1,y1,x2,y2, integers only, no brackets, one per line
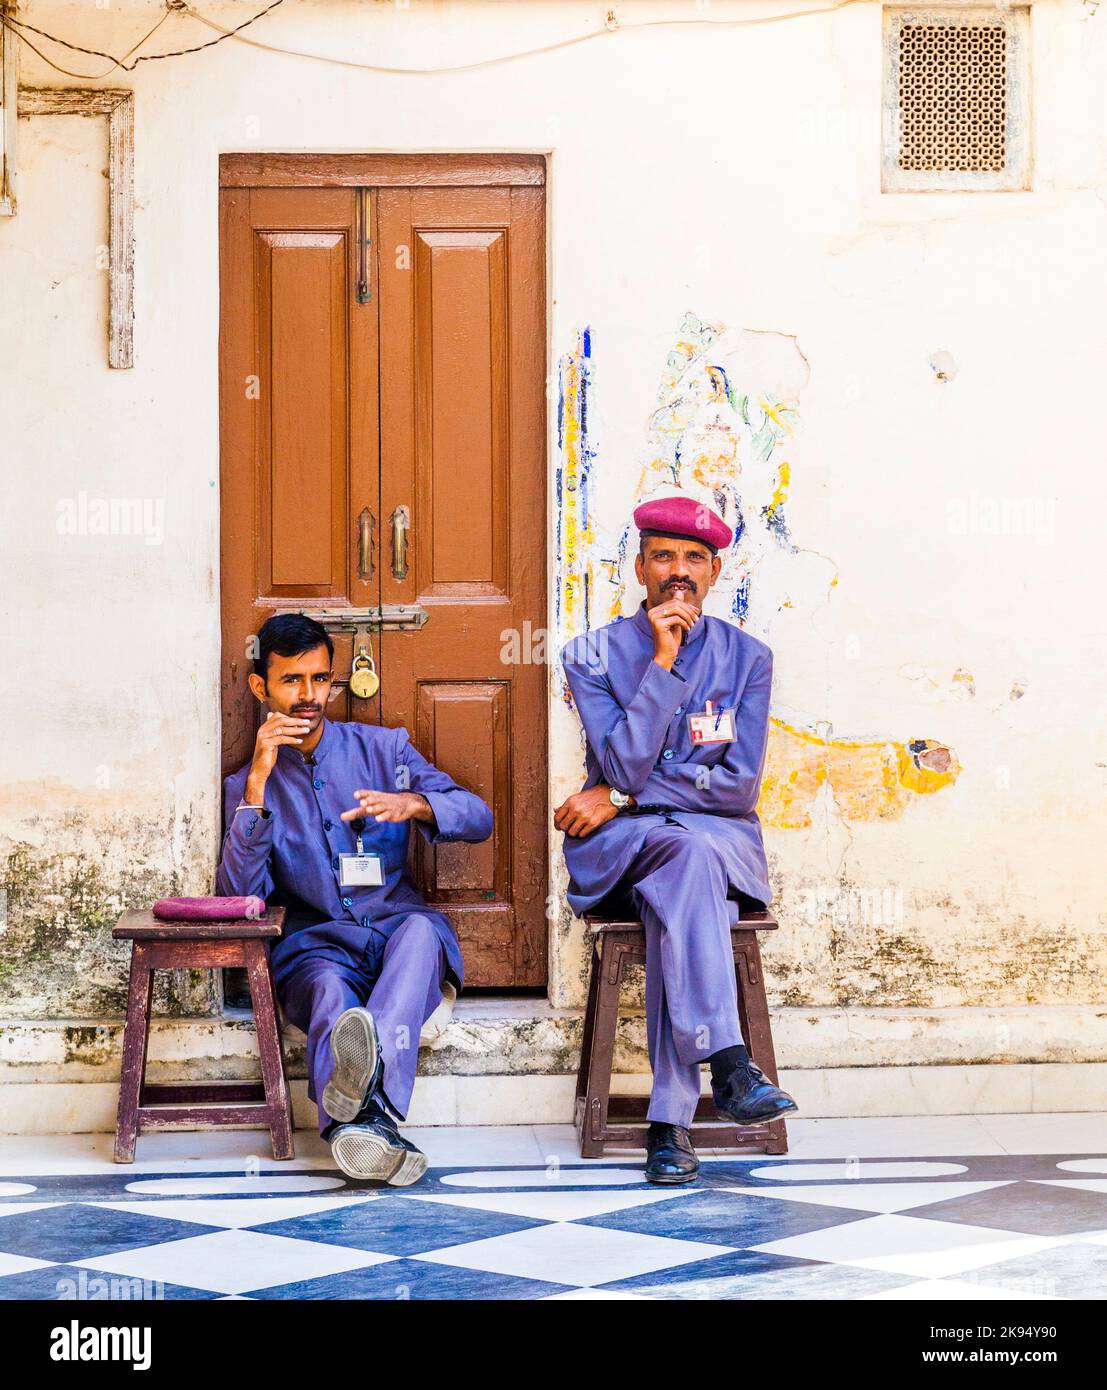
898,21,1007,173
883,8,1029,193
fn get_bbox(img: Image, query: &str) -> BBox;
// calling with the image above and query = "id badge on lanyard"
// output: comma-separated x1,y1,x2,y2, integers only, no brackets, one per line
339,825,384,888
688,699,737,745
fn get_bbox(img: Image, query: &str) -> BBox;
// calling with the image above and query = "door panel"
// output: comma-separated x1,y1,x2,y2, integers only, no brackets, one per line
220,186,382,771
220,162,546,987
376,184,547,987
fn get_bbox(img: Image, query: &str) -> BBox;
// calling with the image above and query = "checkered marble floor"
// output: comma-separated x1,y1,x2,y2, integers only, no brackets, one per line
3,1117,1107,1300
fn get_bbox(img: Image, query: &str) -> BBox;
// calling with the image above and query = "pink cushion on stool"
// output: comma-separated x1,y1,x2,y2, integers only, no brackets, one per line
152,895,266,921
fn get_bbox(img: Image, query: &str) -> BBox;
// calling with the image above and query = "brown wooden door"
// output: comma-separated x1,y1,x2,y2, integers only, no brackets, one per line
219,156,547,988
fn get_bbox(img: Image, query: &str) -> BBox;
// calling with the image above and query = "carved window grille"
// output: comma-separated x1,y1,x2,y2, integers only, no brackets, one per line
883,8,1031,192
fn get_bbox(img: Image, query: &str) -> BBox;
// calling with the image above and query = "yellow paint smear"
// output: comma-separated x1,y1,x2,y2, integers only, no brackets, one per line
759,717,960,829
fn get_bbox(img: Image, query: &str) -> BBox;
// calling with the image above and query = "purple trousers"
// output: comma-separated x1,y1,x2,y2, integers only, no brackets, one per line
275,913,447,1136
619,822,747,1128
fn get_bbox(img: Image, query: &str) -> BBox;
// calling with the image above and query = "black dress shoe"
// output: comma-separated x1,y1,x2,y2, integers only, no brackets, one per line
713,1059,799,1125
645,1122,700,1184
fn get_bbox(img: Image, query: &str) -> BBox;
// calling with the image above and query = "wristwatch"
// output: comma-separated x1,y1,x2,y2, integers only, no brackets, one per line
609,788,631,809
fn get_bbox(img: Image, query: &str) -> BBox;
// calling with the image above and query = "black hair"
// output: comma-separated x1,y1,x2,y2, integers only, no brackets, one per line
254,614,334,681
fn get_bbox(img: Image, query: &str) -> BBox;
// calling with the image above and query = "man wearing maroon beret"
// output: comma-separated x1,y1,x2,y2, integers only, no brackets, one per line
556,494,798,1184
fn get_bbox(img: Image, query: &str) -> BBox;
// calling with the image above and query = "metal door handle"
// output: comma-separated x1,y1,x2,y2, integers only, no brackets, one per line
391,505,410,581
358,507,375,580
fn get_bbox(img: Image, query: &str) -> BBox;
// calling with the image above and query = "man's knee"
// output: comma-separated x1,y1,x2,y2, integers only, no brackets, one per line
642,826,726,874
390,914,441,954
301,970,356,1019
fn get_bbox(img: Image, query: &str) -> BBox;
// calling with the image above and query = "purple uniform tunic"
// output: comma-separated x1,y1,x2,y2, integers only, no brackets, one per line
215,717,492,992
215,718,492,1130
560,600,774,914
560,600,775,1127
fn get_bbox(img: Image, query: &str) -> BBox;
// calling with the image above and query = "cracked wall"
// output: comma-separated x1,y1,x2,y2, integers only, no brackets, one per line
2,0,1106,1044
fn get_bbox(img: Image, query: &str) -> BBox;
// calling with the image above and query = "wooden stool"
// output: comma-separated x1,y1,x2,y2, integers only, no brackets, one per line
112,907,294,1163
575,910,788,1158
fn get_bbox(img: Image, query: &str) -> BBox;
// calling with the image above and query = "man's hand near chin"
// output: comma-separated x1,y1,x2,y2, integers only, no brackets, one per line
553,784,630,838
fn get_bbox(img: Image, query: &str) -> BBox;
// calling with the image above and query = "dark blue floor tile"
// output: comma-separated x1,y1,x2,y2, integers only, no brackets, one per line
251,1195,548,1256
602,1249,914,1301
600,1248,822,1293
0,1264,220,1301
0,1205,221,1263
906,1180,1107,1236
576,1188,872,1246
246,1257,570,1301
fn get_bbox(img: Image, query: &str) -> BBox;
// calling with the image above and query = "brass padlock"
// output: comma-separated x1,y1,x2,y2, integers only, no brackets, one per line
349,644,379,699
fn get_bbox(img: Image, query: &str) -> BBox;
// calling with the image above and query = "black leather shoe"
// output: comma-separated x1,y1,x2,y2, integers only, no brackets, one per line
644,1122,700,1184
713,1059,799,1125
330,1093,428,1186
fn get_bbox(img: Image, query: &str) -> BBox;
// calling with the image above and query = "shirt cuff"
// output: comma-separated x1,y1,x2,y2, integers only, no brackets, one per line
415,791,456,843
230,807,275,844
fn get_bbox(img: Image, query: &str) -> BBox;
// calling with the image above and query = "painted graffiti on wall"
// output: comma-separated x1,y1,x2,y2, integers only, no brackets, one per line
556,312,960,829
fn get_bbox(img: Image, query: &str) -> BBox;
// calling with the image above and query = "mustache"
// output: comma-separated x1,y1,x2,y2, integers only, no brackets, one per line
291,705,321,713
662,578,697,594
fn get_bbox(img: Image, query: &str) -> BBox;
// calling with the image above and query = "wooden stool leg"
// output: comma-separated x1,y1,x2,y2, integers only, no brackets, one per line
574,936,602,1111
114,943,154,1164
244,940,295,1160
734,932,789,1155
579,935,624,1159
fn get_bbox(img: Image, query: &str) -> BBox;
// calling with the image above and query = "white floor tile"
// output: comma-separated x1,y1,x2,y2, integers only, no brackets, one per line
865,1276,1058,1300
723,1181,1013,1214
92,1194,379,1229
397,1126,544,1167
1053,1157,1107,1175
437,1167,650,1189
0,1251,52,1277
976,1112,1107,1154
72,1228,395,1295
746,1161,971,1182
754,1115,1007,1158
0,1130,334,1176
121,1175,347,1197
751,1214,1069,1279
405,1188,694,1222
417,1221,736,1287
542,1287,654,1300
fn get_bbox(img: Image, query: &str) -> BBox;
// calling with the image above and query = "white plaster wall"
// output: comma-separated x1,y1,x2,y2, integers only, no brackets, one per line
2,0,1106,1026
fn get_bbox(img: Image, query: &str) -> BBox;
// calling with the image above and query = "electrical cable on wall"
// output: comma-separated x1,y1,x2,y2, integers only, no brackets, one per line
3,0,876,84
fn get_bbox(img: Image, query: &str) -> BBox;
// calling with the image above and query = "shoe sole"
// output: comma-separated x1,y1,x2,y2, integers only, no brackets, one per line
645,1169,700,1185
330,1129,429,1186
330,1127,404,1182
322,1008,380,1123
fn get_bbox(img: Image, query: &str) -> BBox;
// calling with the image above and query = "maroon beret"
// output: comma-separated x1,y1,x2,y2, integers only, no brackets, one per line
633,495,732,552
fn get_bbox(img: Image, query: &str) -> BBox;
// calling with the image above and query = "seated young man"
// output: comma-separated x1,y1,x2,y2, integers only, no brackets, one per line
216,614,493,1184
556,494,798,1185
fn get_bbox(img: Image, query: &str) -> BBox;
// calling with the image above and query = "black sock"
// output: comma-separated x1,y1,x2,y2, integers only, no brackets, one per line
708,1043,750,1085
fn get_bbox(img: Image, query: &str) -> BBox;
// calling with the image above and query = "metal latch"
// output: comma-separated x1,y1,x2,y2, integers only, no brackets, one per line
273,605,429,632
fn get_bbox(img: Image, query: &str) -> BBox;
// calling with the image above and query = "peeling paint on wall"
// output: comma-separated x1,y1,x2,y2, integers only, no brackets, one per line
0,799,217,1020
555,313,961,827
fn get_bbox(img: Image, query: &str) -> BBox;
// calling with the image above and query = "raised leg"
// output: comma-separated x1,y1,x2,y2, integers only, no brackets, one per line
114,943,154,1164
244,939,295,1160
